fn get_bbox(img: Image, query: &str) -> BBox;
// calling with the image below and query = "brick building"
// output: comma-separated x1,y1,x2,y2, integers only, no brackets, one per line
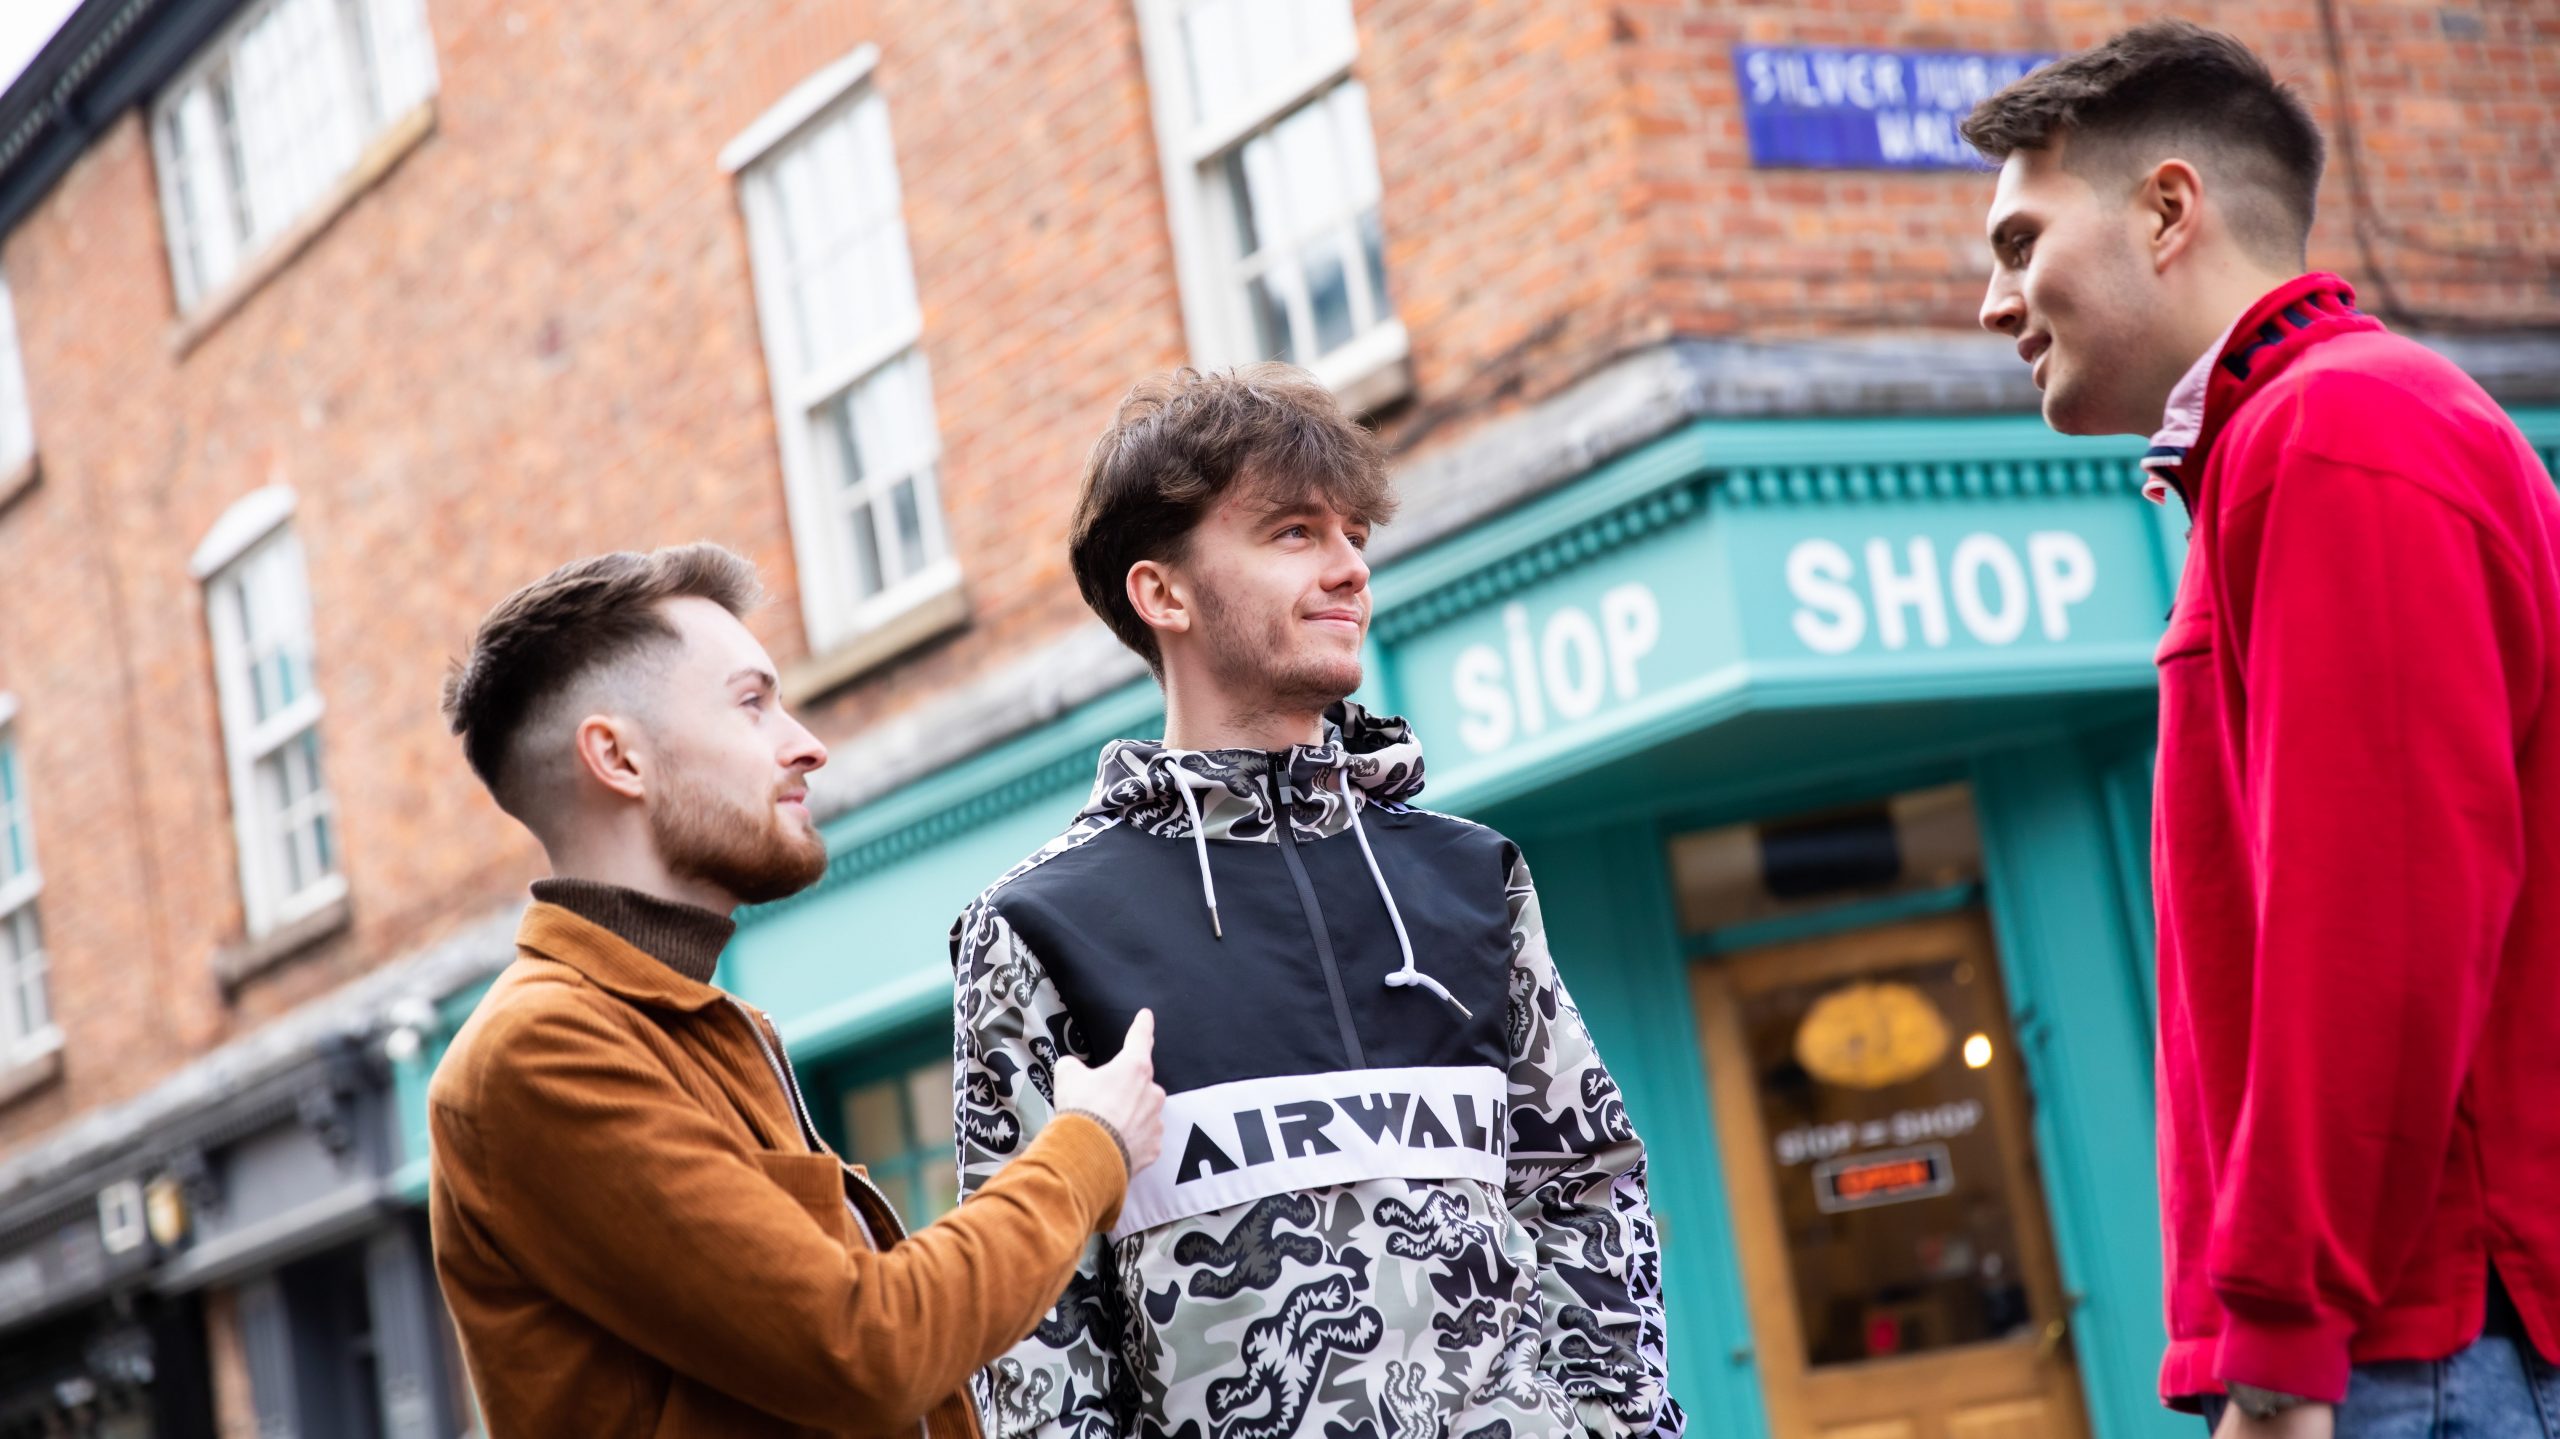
0,0,2550,1434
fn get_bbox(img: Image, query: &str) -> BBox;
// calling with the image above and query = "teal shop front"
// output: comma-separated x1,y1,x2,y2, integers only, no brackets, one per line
416,408,2560,1439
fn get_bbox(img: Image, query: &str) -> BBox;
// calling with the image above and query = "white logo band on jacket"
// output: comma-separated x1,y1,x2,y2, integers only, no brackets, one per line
1112,1064,1508,1240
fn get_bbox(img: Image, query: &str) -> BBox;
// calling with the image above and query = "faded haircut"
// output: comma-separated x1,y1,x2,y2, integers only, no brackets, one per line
441,543,763,818
1069,363,1396,673
1962,20,2325,266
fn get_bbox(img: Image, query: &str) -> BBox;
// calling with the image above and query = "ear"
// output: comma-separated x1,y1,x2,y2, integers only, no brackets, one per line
572,713,650,802
1126,559,1192,643
2142,158,2207,272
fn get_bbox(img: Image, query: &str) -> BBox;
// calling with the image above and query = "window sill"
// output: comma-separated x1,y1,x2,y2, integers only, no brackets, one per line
0,1035,63,1110
0,453,36,517
169,100,439,362
213,888,354,993
1308,320,1414,417
784,581,973,706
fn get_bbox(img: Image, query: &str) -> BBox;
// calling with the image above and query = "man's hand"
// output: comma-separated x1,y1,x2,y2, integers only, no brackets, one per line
2215,1401,2334,1439
1052,1010,1166,1173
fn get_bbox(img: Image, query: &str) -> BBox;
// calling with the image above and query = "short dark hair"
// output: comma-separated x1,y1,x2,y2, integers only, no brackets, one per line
1069,364,1396,672
441,543,762,815
1962,20,2325,265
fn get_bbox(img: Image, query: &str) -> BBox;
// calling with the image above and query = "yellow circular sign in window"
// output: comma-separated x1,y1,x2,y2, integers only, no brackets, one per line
1795,980,1952,1089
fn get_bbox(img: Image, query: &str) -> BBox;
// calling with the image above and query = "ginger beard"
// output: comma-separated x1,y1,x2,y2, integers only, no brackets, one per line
648,760,826,906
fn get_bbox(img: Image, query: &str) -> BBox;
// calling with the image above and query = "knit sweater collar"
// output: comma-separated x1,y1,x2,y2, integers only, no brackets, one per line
529,878,735,984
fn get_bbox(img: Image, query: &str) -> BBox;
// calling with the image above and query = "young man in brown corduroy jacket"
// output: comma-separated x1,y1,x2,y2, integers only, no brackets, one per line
426,544,1165,1438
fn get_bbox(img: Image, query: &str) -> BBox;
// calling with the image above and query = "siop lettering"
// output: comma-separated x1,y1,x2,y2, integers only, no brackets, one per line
1453,583,1662,753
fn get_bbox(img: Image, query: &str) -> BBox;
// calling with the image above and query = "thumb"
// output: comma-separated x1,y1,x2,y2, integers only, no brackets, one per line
1120,1008,1156,1063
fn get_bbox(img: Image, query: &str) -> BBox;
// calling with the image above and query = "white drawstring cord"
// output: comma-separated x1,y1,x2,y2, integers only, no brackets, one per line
1171,767,1223,939
1342,770,1470,1018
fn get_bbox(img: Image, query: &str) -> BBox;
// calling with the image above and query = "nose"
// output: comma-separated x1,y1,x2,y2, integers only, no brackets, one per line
1324,530,1371,593
1980,268,2024,338
779,710,828,774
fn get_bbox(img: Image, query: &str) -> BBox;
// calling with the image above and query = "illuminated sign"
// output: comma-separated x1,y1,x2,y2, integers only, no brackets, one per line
1813,1142,1955,1212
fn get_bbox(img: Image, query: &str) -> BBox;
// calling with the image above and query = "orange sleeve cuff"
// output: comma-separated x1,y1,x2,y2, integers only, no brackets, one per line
1024,1112,1128,1235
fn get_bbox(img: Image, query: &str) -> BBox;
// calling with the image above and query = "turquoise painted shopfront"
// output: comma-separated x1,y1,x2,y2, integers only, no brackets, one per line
399,407,2560,1439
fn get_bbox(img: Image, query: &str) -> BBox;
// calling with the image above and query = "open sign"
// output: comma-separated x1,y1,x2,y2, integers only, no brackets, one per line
1813,1143,1955,1213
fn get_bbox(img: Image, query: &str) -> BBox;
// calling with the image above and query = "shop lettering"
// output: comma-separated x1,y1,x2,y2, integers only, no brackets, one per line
1451,583,1662,754
1775,1100,1982,1166
1786,532,2096,655
1175,1089,1507,1184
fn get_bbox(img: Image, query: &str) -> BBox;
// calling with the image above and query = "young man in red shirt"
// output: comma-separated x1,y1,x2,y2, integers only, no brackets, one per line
1968,22,2560,1439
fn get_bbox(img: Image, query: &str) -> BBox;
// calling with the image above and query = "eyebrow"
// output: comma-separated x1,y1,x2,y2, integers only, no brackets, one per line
726,667,779,691
1253,498,1369,527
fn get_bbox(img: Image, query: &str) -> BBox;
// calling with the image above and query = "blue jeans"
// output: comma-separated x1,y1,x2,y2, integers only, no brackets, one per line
2199,1284,2560,1437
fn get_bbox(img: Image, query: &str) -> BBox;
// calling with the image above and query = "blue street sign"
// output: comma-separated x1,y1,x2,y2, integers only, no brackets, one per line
1733,46,2054,171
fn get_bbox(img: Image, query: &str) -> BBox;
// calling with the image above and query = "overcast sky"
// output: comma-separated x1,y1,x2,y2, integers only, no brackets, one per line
0,0,84,96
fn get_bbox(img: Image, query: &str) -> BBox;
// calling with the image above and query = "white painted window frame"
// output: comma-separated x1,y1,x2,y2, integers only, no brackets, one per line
727,48,961,657
0,696,58,1065
193,493,345,937
0,272,33,475
1133,0,1408,396
149,0,440,312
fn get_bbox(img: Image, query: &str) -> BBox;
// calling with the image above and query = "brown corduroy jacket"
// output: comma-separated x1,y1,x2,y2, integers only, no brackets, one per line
427,902,1126,1438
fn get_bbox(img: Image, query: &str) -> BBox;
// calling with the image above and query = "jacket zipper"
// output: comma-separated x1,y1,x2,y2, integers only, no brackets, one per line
727,998,955,1438
727,997,910,1246
1268,767,1367,1069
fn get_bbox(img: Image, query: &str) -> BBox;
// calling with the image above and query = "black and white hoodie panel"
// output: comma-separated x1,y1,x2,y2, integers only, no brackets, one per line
949,704,1683,1438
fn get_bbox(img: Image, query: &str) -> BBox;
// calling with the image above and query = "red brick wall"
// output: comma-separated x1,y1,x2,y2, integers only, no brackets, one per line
1364,0,1661,453
1621,0,2560,337
0,0,2548,1150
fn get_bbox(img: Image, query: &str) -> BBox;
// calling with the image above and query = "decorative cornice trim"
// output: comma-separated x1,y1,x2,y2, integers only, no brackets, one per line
1374,447,2150,646
1372,475,1714,644
1713,452,2146,509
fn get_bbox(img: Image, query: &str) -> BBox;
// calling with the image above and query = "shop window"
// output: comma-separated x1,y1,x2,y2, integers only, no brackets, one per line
151,0,440,309
0,706,55,1067
1137,0,1407,405
822,1038,958,1224
1670,782,1983,940
1682,788,2086,1431
1729,938,2038,1366
730,63,958,659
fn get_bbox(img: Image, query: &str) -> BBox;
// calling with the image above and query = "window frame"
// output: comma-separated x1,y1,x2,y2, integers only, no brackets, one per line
194,497,345,938
0,271,34,477
1133,0,1409,397
0,697,59,1065
728,49,962,658
148,0,440,313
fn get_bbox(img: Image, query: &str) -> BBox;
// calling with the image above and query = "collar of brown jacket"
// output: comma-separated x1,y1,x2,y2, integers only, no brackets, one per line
514,902,734,1013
